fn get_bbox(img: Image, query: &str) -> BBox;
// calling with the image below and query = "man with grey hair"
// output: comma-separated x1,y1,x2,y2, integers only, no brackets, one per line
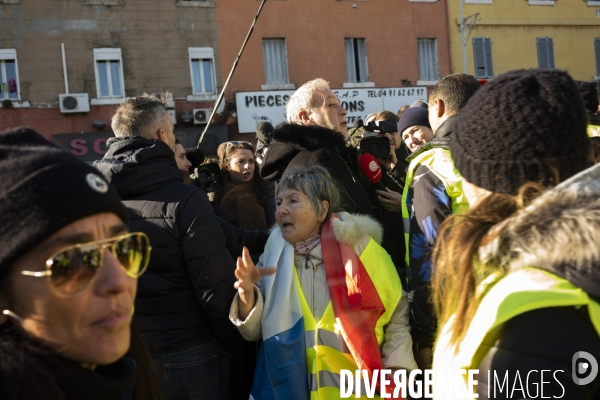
95,95,242,400
261,79,375,217
285,78,349,139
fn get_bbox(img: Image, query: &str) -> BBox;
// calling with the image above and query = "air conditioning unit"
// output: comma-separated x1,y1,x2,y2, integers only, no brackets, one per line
59,93,90,113
193,108,211,125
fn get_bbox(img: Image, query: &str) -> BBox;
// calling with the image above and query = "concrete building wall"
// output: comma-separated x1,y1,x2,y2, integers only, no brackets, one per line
448,0,600,82
0,0,222,138
215,0,452,130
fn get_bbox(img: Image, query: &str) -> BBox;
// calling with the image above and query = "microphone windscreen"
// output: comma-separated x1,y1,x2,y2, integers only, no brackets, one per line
185,148,205,169
256,121,274,145
358,153,383,185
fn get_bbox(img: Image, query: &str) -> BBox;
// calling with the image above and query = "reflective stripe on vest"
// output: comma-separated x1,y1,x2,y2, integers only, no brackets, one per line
295,238,402,399
433,268,600,400
401,147,468,266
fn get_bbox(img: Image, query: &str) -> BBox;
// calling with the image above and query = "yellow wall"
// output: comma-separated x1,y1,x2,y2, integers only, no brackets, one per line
448,0,600,81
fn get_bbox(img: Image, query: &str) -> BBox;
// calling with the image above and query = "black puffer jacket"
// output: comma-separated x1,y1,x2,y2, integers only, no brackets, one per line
94,137,242,354
260,123,375,217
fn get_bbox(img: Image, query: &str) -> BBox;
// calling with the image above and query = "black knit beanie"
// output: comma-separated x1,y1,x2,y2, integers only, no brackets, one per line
0,128,129,278
451,69,591,194
397,107,431,135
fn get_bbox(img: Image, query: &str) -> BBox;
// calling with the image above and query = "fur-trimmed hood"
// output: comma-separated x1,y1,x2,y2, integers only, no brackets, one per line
331,212,383,247
486,163,600,299
259,123,347,182
271,123,346,151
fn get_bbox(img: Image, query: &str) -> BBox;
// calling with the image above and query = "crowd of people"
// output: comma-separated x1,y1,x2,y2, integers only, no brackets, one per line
0,67,599,400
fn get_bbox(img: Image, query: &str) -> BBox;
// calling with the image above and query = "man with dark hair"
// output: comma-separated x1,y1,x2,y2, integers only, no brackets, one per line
428,73,482,138
401,74,480,369
95,95,241,400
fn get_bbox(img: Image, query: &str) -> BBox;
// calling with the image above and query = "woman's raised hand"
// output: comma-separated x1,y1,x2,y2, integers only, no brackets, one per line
234,247,276,292
235,247,276,320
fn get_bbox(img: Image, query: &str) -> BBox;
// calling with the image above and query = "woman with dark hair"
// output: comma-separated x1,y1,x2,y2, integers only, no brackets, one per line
0,128,159,400
212,141,274,230
230,166,416,399
430,70,597,399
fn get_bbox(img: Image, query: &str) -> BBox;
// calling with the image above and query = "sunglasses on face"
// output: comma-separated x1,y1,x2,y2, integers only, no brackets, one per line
20,232,151,297
226,141,252,150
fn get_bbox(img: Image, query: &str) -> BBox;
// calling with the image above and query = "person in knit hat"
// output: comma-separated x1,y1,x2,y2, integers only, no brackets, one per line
451,69,591,196
0,127,154,400
576,80,600,137
431,69,597,399
396,106,434,153
400,74,480,370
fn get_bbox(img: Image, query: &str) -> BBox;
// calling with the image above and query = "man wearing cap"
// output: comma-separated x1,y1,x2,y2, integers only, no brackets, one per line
94,95,241,400
401,74,480,369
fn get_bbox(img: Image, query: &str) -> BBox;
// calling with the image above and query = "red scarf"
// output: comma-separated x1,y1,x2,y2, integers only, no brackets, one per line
321,214,401,398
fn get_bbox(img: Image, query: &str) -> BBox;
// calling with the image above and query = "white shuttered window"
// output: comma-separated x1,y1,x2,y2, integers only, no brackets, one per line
262,39,289,85
345,38,368,83
473,37,494,78
537,37,555,70
418,39,440,81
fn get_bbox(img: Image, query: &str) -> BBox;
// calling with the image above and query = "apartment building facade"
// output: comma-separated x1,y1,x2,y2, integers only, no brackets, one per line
0,0,227,156
448,0,600,82
215,0,451,134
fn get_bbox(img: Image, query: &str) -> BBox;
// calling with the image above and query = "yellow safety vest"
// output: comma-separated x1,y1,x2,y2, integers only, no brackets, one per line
588,124,600,137
434,268,600,399
401,146,468,265
295,237,402,399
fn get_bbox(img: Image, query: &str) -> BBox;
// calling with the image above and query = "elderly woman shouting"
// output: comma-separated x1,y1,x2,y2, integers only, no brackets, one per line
230,166,416,399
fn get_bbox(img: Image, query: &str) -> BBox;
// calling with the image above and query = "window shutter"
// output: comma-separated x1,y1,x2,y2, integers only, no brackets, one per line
418,39,439,81
537,37,554,70
484,38,494,77
595,38,600,76
262,39,288,85
356,39,368,82
345,39,357,83
473,38,486,78
547,38,555,69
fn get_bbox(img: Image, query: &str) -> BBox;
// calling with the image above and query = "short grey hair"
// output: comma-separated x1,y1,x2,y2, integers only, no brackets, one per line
111,94,169,139
277,166,343,217
286,78,331,125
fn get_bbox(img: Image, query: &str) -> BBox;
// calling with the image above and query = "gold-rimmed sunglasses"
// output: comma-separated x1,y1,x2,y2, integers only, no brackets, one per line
20,232,151,297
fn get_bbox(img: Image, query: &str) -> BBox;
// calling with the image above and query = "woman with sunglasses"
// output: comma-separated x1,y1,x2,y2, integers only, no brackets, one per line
212,141,274,231
0,128,154,400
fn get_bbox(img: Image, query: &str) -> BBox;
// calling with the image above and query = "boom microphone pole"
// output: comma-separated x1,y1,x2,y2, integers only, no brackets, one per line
196,0,268,148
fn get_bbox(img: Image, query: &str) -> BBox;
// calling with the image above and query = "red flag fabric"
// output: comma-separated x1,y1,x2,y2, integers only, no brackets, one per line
321,214,401,398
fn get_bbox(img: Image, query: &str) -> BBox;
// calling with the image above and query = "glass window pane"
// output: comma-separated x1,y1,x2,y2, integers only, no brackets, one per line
5,61,17,99
202,60,213,93
110,61,122,97
97,61,109,97
191,59,201,93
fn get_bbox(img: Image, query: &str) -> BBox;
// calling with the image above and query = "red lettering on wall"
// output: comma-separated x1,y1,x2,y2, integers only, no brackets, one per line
71,138,88,156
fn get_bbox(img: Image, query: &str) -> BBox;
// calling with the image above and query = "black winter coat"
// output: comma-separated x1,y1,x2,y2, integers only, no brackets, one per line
95,137,242,354
478,306,600,399
260,123,375,217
